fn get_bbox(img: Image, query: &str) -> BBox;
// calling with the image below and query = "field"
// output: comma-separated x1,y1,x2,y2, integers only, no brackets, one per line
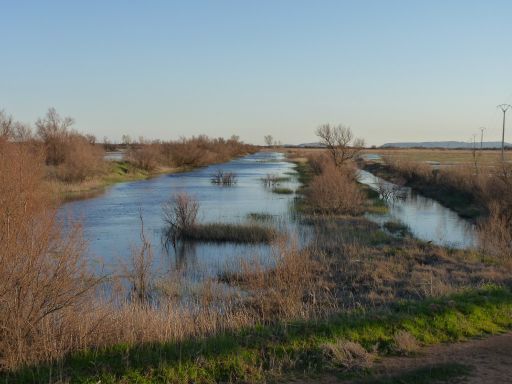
365,147,512,166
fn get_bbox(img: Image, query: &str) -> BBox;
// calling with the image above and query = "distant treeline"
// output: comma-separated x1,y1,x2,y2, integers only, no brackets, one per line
0,108,256,183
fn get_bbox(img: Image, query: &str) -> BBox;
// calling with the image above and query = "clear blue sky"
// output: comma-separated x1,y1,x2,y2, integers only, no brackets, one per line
1,0,512,145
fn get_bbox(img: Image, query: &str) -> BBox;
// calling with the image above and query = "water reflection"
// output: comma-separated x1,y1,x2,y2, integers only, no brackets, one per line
359,170,478,249
60,152,300,278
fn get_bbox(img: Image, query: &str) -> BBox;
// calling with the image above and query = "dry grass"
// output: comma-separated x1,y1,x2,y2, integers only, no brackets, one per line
322,340,375,370
393,330,420,356
365,148,512,165
307,216,511,309
219,239,335,321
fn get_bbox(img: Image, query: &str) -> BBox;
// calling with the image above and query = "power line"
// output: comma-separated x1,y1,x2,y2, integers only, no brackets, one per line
497,104,512,162
479,127,485,150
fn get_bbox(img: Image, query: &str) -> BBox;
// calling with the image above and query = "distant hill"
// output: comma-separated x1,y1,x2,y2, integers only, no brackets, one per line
296,142,326,148
380,141,512,149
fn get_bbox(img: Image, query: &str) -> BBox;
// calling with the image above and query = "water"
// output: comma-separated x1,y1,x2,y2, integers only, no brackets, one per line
61,153,479,284
60,152,301,279
358,170,478,249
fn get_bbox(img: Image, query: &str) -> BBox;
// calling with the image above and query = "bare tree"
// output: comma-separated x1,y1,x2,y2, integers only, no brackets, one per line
12,123,32,142
35,108,74,165
122,134,132,146
35,107,74,141
85,134,96,145
0,110,13,140
315,124,365,167
264,135,274,147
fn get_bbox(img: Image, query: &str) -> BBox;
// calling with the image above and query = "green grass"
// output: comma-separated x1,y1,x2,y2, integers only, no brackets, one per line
180,223,277,243
7,286,512,383
272,187,294,194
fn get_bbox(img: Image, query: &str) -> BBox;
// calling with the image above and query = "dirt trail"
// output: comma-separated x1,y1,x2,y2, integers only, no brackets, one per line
296,333,512,383
377,332,512,383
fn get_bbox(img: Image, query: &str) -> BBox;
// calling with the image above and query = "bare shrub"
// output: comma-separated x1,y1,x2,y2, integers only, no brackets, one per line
262,173,280,187
36,108,104,182
393,330,420,355
127,212,154,305
307,152,333,175
211,169,237,185
306,164,365,215
126,142,161,171
322,340,374,370
0,140,97,369
163,193,200,245
376,179,406,201
0,110,13,140
316,124,365,167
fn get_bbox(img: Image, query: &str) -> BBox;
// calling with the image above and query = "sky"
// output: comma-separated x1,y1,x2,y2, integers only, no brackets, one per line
1,1,512,146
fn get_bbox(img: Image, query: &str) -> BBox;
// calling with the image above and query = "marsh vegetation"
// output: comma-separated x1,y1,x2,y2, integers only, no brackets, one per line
1,120,512,383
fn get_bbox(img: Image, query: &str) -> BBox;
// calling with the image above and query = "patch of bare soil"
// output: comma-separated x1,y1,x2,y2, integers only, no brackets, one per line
295,333,512,383
376,332,512,383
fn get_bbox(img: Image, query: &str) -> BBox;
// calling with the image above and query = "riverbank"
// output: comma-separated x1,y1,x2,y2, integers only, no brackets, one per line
47,160,192,202
48,148,262,202
363,161,486,220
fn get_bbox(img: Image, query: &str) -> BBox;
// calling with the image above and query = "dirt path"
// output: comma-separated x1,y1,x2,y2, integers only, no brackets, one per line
296,333,512,383
375,332,512,383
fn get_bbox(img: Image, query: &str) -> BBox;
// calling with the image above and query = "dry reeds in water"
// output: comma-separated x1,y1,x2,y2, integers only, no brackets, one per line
211,169,237,185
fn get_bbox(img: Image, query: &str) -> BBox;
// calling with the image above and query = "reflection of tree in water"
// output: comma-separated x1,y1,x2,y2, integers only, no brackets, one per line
165,241,197,272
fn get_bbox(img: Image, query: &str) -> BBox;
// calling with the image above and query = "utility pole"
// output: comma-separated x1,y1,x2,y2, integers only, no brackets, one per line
479,127,485,150
497,104,512,162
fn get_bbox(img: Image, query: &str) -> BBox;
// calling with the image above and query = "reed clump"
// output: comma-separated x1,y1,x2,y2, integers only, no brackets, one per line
181,222,277,243
163,193,277,244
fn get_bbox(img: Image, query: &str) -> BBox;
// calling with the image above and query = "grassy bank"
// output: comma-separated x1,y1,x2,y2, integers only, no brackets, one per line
48,160,189,201
6,286,512,383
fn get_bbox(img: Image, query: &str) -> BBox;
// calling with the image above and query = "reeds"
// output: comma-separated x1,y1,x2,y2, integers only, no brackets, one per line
180,222,277,243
